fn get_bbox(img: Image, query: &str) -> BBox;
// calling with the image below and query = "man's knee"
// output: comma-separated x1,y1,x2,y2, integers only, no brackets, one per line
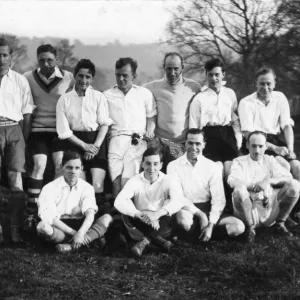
285,179,300,198
276,156,291,172
232,185,249,203
96,213,113,228
176,210,194,231
226,218,245,237
36,221,54,236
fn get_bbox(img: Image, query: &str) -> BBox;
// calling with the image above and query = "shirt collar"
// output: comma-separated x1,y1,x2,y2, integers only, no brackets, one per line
246,153,265,166
139,171,165,184
71,85,92,97
201,82,227,93
253,92,275,105
113,84,138,91
59,176,81,189
4,68,13,81
179,152,203,165
38,66,63,79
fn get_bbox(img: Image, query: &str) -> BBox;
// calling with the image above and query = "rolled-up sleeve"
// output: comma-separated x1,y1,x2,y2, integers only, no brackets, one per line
144,89,157,118
21,77,35,115
227,158,247,188
238,99,255,132
189,96,201,129
81,185,98,215
97,94,113,126
279,93,291,130
56,96,73,139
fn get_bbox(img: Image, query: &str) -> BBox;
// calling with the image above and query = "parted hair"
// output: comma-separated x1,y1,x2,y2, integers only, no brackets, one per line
142,147,163,162
37,44,57,56
255,66,276,80
115,57,138,75
61,151,83,166
185,128,206,141
74,59,96,77
205,58,225,73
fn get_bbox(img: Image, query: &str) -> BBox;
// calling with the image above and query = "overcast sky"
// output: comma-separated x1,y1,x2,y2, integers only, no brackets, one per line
0,0,181,44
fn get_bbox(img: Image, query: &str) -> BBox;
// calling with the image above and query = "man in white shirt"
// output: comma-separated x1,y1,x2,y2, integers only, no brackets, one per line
54,59,112,211
36,151,112,251
238,67,300,181
114,147,183,257
189,58,242,180
104,57,157,198
144,52,201,171
228,131,299,243
167,128,245,242
0,37,35,243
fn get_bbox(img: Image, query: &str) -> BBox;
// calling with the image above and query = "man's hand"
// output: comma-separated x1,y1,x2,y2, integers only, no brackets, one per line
83,152,95,161
72,231,86,250
274,146,289,157
253,179,270,193
142,211,160,222
199,223,214,242
286,149,296,160
195,210,209,231
145,130,155,140
83,143,99,155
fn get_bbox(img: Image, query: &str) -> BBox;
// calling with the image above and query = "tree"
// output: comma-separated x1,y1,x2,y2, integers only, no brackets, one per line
0,33,29,72
56,39,78,68
167,0,282,97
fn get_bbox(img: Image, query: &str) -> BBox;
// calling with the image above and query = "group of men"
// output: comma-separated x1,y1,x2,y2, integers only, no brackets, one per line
0,36,300,257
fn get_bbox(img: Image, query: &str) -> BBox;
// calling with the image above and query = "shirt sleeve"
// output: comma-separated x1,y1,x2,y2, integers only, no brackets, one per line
144,89,157,118
278,93,291,130
56,96,73,139
97,93,113,126
189,95,201,129
227,158,248,188
269,156,293,179
80,184,98,215
238,99,255,132
209,166,226,224
21,76,35,115
114,178,140,217
37,184,59,225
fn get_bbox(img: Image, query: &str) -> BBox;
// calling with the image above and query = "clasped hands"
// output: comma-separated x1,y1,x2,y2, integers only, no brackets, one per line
274,146,296,160
134,211,160,230
83,143,100,161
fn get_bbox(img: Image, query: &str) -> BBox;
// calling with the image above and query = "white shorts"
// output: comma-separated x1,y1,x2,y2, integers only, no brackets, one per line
108,135,147,181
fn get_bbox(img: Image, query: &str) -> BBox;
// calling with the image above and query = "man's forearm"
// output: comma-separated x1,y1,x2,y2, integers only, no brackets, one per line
283,125,294,151
67,134,86,150
94,125,108,148
22,113,32,140
146,116,156,133
78,210,95,235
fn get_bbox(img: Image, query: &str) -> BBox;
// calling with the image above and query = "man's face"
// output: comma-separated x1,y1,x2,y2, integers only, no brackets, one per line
62,158,83,186
115,64,135,92
185,133,206,160
0,46,12,72
207,66,224,91
142,154,162,181
247,134,267,161
164,55,183,84
75,68,93,92
37,52,58,76
256,72,276,99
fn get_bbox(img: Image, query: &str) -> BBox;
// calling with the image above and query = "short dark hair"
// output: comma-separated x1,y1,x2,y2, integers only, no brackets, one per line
205,58,225,73
186,128,206,141
142,147,163,162
37,44,57,56
61,151,83,166
255,66,276,80
0,37,13,54
74,59,96,77
115,57,138,75
163,52,184,68
247,131,267,142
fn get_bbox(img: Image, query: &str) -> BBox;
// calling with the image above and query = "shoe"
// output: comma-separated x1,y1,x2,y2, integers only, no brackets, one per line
98,236,106,250
131,237,150,257
273,222,293,237
152,236,172,253
244,227,256,244
10,226,23,243
286,216,298,229
56,244,73,254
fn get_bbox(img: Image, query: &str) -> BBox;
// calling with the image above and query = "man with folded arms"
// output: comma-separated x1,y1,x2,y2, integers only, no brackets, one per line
228,131,299,243
167,128,245,242
104,57,157,198
36,151,112,252
114,147,182,257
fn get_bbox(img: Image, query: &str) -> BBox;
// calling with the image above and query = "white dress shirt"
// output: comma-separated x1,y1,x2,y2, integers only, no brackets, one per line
167,153,225,224
228,154,292,189
37,66,63,84
56,86,112,139
0,68,35,121
104,85,157,137
238,91,291,134
189,86,242,148
114,171,183,218
38,177,98,225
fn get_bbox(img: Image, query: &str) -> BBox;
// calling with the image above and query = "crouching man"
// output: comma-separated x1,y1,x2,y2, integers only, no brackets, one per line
167,128,245,242
114,147,183,257
228,131,300,243
36,151,112,252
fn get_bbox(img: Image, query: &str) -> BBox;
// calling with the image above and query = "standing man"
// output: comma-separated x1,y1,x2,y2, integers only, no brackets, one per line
167,129,245,242
144,52,201,170
23,44,73,226
0,37,35,242
228,131,299,243
238,67,300,180
114,147,183,257
104,57,157,198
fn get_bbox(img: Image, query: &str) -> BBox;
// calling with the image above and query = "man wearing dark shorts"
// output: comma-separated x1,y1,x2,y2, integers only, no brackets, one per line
23,44,73,225
167,128,244,242
0,37,35,242
238,67,300,181
54,59,112,210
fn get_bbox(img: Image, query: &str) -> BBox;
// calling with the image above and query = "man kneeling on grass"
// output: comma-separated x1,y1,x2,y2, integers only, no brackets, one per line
114,147,183,257
228,131,300,243
36,151,112,252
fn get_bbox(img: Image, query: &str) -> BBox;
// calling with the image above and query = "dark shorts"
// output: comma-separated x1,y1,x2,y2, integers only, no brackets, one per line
52,131,107,171
0,124,25,172
203,126,238,162
28,132,58,155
